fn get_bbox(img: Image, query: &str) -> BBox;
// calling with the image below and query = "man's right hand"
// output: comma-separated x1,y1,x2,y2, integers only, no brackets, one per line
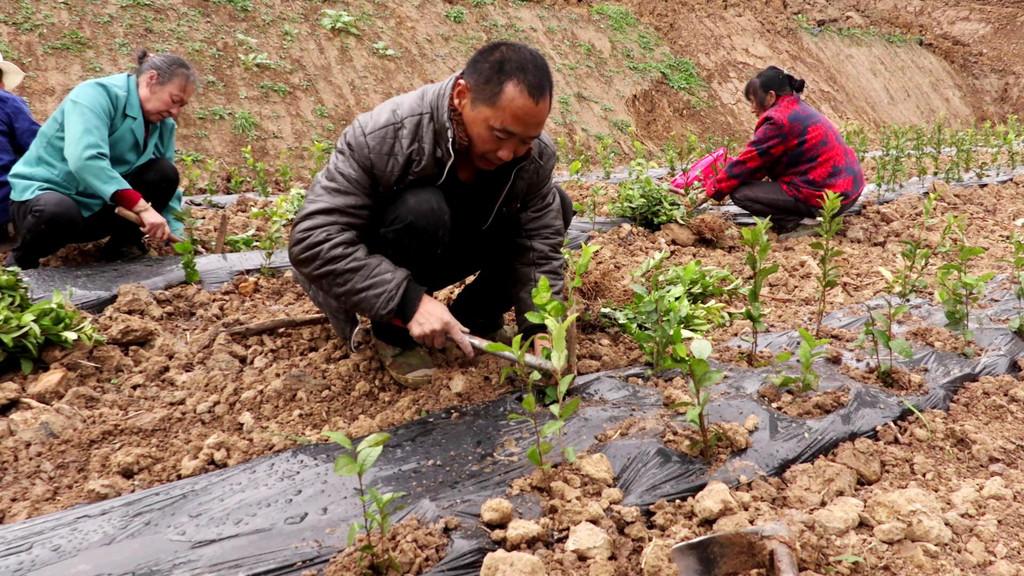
407,294,474,357
137,206,171,242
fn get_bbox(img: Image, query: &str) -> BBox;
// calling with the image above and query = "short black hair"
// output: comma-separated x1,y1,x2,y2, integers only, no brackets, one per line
744,65,806,108
463,42,553,107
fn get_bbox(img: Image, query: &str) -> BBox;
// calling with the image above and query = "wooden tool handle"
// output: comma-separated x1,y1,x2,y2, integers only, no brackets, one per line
115,206,184,244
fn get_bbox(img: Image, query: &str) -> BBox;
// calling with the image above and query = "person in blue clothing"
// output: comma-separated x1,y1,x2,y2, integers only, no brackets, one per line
0,54,40,244
5,50,196,268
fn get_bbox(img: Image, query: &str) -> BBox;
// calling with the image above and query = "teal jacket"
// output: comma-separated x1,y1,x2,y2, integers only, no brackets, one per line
9,73,184,236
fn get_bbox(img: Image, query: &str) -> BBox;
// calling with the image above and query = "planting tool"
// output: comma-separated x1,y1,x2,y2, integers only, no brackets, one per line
670,522,798,576
115,206,185,244
464,333,555,374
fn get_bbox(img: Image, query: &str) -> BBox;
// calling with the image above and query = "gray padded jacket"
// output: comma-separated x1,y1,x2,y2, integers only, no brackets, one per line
288,73,565,341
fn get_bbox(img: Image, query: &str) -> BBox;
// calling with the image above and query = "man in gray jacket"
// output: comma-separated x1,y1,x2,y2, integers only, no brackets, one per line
289,42,572,386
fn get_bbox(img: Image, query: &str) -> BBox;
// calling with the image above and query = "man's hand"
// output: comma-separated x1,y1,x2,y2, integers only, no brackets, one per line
136,206,171,242
407,294,474,357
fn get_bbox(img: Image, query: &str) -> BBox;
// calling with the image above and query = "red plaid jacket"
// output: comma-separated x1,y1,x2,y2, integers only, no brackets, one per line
710,95,864,207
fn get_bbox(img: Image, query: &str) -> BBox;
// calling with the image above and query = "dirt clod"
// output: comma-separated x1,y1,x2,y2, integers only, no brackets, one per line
481,497,515,527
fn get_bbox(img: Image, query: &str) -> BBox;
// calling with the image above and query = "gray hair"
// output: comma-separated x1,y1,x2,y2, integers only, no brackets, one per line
134,49,198,87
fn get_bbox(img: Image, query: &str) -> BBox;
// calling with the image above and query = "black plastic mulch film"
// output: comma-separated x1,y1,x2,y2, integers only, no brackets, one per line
3,171,1024,575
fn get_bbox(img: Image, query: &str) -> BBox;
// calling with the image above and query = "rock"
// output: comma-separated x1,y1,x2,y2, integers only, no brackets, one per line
965,537,989,564
207,351,242,373
480,550,546,576
866,486,940,523
713,512,752,532
26,368,73,404
99,312,159,345
0,381,23,407
693,481,740,522
951,484,981,511
906,514,952,545
576,453,615,486
812,496,864,536
874,521,908,543
565,521,612,560
84,477,131,501
504,519,544,547
742,414,759,432
588,559,616,576
550,481,581,501
7,400,78,442
601,487,624,505
481,498,515,527
448,373,468,395
783,461,858,509
832,439,882,484
981,477,1014,501
663,223,697,247
111,284,164,319
578,359,601,374
988,560,1021,576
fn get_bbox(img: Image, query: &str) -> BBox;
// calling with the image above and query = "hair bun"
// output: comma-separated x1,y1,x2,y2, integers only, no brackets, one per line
790,76,806,93
135,48,150,66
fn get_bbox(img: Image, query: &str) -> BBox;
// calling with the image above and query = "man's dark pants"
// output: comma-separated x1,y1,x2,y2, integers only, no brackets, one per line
371,185,574,348
8,158,179,269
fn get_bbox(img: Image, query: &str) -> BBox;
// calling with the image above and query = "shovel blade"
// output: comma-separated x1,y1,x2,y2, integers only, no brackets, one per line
670,523,792,576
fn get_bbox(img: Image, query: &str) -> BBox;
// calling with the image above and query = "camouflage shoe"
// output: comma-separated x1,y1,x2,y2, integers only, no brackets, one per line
373,338,435,388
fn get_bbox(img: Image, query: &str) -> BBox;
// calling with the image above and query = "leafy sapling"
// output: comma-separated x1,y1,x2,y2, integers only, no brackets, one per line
739,217,778,364
324,431,405,575
770,328,830,393
935,215,994,340
1009,233,1024,335
892,190,938,300
812,191,845,336
488,276,581,468
858,294,913,386
673,339,725,459
172,208,200,284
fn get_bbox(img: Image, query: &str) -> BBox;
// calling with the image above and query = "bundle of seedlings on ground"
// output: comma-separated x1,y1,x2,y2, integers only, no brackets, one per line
934,214,994,343
1009,232,1024,336
487,275,582,468
608,158,687,228
812,191,845,336
0,267,103,373
602,252,739,372
324,431,405,576
739,216,778,364
769,327,830,394
667,338,726,459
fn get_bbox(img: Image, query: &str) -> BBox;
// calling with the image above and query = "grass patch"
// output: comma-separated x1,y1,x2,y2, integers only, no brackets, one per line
43,30,89,53
628,56,704,95
795,14,923,45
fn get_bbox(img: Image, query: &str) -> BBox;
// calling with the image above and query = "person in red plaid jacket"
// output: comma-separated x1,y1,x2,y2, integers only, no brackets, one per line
708,66,864,233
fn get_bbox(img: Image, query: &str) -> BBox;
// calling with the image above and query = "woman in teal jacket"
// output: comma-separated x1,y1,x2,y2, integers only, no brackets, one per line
5,50,197,268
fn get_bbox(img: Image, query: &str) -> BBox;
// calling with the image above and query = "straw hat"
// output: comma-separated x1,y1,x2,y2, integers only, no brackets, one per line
0,53,26,90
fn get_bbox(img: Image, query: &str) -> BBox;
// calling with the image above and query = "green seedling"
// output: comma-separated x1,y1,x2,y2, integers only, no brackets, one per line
609,159,687,229
739,217,778,364
603,253,739,373
812,191,845,336
669,339,724,459
1009,232,1024,336
172,208,200,284
242,145,270,196
0,268,103,373
935,215,994,340
858,295,913,386
770,327,829,393
563,243,600,372
595,134,616,179
892,190,938,300
324,431,404,575
487,276,582,469
319,9,360,35
308,138,333,179
251,188,305,274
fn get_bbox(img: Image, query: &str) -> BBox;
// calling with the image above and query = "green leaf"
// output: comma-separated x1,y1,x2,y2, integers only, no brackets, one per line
690,338,712,360
347,522,360,546
20,357,34,374
322,431,352,450
891,339,914,359
333,454,359,477
540,419,564,437
356,445,384,472
563,445,577,462
526,445,543,467
560,397,581,420
522,392,537,413
357,432,391,452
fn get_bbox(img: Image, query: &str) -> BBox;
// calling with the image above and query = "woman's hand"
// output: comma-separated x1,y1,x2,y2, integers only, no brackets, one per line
136,206,171,242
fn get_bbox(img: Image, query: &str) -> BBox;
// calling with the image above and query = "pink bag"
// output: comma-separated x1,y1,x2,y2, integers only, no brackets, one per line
670,147,729,198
